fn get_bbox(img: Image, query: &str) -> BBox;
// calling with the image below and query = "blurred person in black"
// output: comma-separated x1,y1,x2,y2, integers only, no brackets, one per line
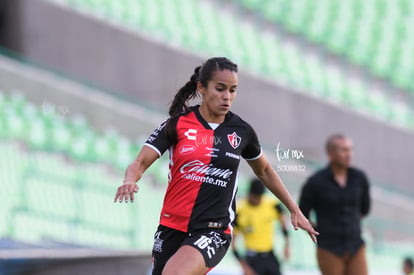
403,257,414,275
299,134,370,275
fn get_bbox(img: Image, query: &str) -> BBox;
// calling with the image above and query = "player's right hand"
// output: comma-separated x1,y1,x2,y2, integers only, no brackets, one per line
114,182,138,203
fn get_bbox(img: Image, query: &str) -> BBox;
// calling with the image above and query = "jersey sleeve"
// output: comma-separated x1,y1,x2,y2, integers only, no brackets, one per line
143,119,171,157
275,203,284,215
241,123,262,160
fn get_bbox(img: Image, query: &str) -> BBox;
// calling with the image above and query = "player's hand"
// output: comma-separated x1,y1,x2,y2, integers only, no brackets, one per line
114,182,139,203
291,208,319,243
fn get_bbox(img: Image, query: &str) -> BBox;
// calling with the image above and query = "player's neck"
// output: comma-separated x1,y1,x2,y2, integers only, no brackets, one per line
198,105,226,124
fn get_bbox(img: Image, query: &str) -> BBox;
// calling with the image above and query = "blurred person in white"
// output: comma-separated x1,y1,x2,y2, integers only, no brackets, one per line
299,134,371,275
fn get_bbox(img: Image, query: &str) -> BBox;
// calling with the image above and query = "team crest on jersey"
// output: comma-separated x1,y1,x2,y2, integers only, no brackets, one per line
227,132,241,149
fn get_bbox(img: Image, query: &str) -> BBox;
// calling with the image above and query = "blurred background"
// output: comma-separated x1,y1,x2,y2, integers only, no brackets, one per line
0,0,413,274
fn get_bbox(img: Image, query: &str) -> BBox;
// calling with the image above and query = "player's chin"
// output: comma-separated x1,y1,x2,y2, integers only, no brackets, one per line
216,105,231,114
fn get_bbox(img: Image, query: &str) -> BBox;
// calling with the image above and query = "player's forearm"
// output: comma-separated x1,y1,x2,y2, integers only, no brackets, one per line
123,146,159,184
257,163,299,214
123,159,144,184
123,154,152,184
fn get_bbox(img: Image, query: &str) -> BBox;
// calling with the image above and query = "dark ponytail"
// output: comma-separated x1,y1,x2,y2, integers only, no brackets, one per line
165,66,200,144
165,57,238,144
168,66,200,117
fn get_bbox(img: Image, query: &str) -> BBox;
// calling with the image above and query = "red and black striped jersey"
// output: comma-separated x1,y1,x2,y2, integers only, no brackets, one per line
144,106,262,233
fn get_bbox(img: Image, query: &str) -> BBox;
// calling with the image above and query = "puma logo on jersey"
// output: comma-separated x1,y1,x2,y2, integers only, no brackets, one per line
184,129,197,140
225,152,240,160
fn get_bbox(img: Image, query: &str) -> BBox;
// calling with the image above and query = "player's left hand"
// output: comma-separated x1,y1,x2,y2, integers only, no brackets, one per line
114,182,139,203
290,208,319,243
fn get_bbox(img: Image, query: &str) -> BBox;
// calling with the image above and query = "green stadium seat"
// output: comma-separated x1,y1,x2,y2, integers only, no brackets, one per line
232,0,414,106
5,108,26,140
261,0,285,22
283,0,313,34
80,190,132,230
260,34,284,75
27,118,49,150
1,88,413,269
0,137,149,249
51,122,73,153
8,91,26,111
68,131,95,161
69,114,90,135
390,45,414,90
12,214,48,242
240,0,262,12
92,134,114,162
304,1,332,43
389,101,412,128
370,38,395,78
49,0,414,130
114,136,134,169
75,224,132,248
26,178,78,219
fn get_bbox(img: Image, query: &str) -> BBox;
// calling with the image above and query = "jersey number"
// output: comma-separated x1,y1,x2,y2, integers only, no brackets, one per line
194,235,215,259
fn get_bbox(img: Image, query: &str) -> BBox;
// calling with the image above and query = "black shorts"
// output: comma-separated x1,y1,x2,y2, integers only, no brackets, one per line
246,250,281,275
151,225,231,275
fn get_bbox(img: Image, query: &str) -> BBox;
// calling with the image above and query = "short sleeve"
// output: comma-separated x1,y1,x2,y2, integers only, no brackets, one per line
143,119,171,157
275,203,284,217
241,123,262,160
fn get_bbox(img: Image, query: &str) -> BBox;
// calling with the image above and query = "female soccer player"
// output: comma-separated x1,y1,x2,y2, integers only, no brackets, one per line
114,57,318,275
